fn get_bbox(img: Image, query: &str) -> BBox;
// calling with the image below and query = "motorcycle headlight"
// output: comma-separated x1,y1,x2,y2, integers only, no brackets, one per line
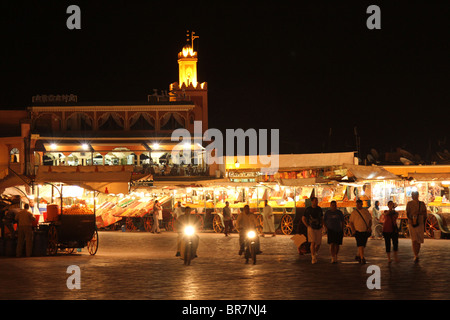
247,230,256,239
184,226,195,236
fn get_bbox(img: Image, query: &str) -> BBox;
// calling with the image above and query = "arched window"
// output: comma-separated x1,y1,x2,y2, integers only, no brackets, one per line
66,113,93,131
10,148,19,163
98,113,124,131
160,113,185,130
129,113,155,130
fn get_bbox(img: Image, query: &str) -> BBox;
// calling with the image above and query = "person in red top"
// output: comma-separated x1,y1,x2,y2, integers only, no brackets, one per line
382,201,399,263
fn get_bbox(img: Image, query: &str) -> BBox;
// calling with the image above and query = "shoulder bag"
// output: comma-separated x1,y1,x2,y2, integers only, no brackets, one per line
356,209,372,236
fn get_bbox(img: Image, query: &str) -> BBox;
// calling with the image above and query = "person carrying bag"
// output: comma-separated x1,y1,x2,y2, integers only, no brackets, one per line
382,201,399,263
349,200,372,264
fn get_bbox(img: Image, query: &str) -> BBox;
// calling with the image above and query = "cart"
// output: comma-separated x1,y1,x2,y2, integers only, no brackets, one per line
425,204,450,239
40,213,98,256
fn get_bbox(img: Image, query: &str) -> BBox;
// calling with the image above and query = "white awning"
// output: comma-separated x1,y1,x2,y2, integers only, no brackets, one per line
35,165,133,194
406,172,450,181
279,177,332,186
344,164,399,180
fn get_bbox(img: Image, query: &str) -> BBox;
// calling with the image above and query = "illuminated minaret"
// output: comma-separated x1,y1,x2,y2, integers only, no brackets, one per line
178,30,199,87
170,31,208,134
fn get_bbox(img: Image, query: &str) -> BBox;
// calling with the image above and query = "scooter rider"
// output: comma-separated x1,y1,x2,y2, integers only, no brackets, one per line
176,206,199,258
236,205,262,255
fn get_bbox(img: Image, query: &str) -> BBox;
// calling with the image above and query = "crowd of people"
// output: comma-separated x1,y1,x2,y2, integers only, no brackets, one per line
299,191,428,264
168,190,429,264
2,190,429,264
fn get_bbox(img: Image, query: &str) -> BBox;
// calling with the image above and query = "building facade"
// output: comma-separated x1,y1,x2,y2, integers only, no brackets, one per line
0,35,212,192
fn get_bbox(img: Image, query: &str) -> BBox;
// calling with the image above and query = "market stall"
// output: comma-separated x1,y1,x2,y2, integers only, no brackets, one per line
405,173,450,239
95,190,173,231
172,186,216,231
33,184,98,255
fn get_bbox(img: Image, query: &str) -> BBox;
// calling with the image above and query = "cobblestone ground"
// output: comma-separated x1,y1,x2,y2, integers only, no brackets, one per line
1,230,449,300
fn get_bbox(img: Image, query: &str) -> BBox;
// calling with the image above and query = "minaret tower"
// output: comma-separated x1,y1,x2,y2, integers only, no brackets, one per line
170,31,208,134
178,30,199,87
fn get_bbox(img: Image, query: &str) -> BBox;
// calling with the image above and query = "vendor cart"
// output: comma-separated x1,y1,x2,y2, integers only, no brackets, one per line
40,205,98,256
425,203,450,239
211,185,294,235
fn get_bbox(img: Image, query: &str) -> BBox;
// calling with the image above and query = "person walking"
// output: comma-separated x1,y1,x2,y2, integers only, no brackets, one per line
406,191,427,263
173,201,183,220
302,197,323,264
151,200,162,233
324,201,344,263
262,200,276,237
222,201,233,236
382,201,399,263
15,204,35,257
371,200,382,239
349,199,372,264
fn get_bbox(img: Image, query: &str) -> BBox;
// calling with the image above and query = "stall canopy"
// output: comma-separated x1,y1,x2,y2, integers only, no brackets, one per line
35,165,133,194
344,164,400,181
225,152,356,173
277,152,356,170
280,177,331,186
0,167,32,194
406,172,450,181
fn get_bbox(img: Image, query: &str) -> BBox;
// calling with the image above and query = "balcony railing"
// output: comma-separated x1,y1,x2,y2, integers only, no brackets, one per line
34,163,212,178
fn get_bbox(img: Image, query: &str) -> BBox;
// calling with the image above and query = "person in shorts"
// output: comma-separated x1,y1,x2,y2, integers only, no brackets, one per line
302,197,323,264
349,200,372,264
324,201,344,263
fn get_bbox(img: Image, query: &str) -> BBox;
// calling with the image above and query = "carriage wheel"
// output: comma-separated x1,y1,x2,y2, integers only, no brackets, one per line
64,248,75,254
47,225,58,256
87,229,99,255
213,215,224,233
195,214,204,231
172,217,178,233
256,215,263,234
343,215,353,237
231,214,239,233
143,217,154,232
400,219,409,238
344,226,353,237
165,217,174,232
426,214,439,238
281,214,294,235
126,217,137,231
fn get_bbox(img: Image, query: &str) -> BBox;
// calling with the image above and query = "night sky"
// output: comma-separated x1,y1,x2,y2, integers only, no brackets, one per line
0,1,448,161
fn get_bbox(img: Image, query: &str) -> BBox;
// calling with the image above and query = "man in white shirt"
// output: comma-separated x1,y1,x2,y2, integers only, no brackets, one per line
349,200,372,264
262,200,276,237
174,201,183,219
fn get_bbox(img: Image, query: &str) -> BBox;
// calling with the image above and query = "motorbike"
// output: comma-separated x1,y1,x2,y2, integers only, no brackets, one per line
244,230,257,264
181,225,197,265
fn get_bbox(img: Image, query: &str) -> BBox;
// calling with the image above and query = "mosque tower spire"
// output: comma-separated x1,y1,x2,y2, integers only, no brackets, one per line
169,31,208,134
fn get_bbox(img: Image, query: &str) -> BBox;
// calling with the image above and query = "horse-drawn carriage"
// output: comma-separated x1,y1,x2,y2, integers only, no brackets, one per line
40,204,98,255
